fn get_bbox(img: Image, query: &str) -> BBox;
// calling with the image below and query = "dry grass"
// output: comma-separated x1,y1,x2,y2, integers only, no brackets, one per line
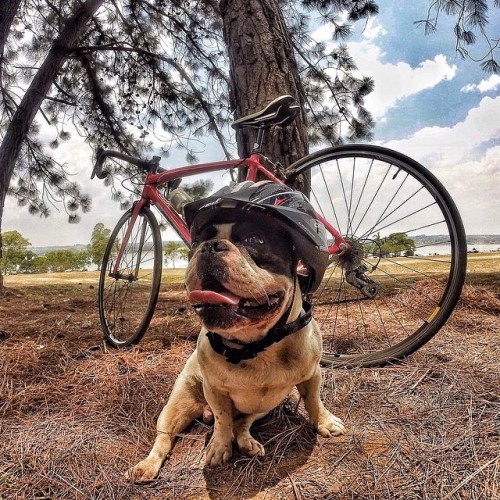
1,256,499,499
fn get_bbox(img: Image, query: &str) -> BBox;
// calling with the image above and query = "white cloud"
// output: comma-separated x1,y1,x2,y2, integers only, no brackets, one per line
312,16,386,44
382,96,500,163
360,17,387,40
348,43,457,119
381,96,500,234
438,145,500,236
461,74,500,93
314,18,457,120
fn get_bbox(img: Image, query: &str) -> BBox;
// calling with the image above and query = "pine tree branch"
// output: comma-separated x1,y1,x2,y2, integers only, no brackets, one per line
72,43,232,158
139,0,226,79
77,53,134,154
292,40,355,129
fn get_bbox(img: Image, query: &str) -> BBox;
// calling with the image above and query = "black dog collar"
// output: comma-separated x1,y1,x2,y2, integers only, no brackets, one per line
206,301,312,365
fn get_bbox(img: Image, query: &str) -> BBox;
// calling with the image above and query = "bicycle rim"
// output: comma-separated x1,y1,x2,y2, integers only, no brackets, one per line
287,145,467,368
98,206,162,347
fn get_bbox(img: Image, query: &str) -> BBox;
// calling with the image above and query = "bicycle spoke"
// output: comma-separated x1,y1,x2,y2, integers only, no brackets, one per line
349,164,392,237
350,159,374,235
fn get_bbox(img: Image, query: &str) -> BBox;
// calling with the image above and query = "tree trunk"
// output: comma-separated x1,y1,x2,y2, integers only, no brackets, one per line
0,0,22,77
0,0,23,289
0,0,104,288
219,0,308,177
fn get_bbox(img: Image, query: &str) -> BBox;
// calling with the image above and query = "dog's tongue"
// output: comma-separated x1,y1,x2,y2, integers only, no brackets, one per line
189,290,240,306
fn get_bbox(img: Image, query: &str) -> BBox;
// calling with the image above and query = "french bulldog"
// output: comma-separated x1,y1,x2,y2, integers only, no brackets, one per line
126,215,346,483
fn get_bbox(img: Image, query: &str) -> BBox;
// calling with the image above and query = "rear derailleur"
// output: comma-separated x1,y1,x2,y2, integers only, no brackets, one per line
345,264,378,299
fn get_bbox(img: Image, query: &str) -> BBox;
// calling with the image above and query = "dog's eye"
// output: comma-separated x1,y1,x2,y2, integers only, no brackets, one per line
191,240,199,249
242,234,265,245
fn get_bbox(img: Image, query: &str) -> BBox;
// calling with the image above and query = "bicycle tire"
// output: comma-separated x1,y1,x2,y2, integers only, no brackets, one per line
287,144,467,368
98,206,163,347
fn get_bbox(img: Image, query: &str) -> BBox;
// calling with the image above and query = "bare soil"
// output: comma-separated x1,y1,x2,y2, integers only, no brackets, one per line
1,255,499,499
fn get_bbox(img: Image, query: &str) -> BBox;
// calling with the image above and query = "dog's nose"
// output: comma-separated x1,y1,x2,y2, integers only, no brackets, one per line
201,239,228,254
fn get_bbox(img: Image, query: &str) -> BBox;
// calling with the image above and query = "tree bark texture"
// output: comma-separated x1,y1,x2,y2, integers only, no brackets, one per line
0,0,105,242
219,0,308,176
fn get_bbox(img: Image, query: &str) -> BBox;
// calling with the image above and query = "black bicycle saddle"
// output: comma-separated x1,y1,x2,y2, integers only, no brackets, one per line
231,95,300,129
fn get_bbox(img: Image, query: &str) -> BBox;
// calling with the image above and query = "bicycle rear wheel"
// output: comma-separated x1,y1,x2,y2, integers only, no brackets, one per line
287,145,467,368
98,206,162,347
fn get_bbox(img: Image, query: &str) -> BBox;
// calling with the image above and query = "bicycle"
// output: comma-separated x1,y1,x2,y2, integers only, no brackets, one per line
91,95,467,368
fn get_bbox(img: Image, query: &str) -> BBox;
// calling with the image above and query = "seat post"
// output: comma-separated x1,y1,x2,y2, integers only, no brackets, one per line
252,124,267,153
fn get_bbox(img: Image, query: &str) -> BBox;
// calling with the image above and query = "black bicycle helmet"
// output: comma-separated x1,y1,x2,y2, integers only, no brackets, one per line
184,181,329,293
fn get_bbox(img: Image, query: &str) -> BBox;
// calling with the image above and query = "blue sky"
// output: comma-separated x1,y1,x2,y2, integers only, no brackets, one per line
353,0,498,140
3,1,500,246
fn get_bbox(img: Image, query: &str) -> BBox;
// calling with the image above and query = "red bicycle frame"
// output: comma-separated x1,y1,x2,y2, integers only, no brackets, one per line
112,152,347,278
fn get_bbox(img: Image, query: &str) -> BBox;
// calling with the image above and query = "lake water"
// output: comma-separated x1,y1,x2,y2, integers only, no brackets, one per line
416,243,500,256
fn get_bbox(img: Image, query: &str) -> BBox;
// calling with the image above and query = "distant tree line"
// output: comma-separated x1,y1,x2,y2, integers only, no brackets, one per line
1,223,189,276
0,230,92,274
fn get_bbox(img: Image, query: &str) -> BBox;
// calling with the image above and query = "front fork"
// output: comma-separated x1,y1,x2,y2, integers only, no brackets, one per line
109,200,148,282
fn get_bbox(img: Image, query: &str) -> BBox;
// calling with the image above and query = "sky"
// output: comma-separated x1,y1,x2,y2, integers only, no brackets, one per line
3,0,500,247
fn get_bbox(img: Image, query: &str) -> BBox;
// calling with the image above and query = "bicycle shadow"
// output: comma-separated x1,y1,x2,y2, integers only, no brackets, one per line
202,399,317,499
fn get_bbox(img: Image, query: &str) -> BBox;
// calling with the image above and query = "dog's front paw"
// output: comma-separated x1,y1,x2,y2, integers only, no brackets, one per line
125,457,161,483
205,437,232,466
316,411,346,437
237,434,265,457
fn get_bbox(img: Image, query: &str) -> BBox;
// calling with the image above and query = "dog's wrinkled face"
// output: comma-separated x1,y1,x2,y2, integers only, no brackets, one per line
185,217,296,342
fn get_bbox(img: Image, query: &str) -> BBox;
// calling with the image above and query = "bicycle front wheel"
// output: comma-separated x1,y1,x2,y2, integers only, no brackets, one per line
98,206,162,347
287,145,467,368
